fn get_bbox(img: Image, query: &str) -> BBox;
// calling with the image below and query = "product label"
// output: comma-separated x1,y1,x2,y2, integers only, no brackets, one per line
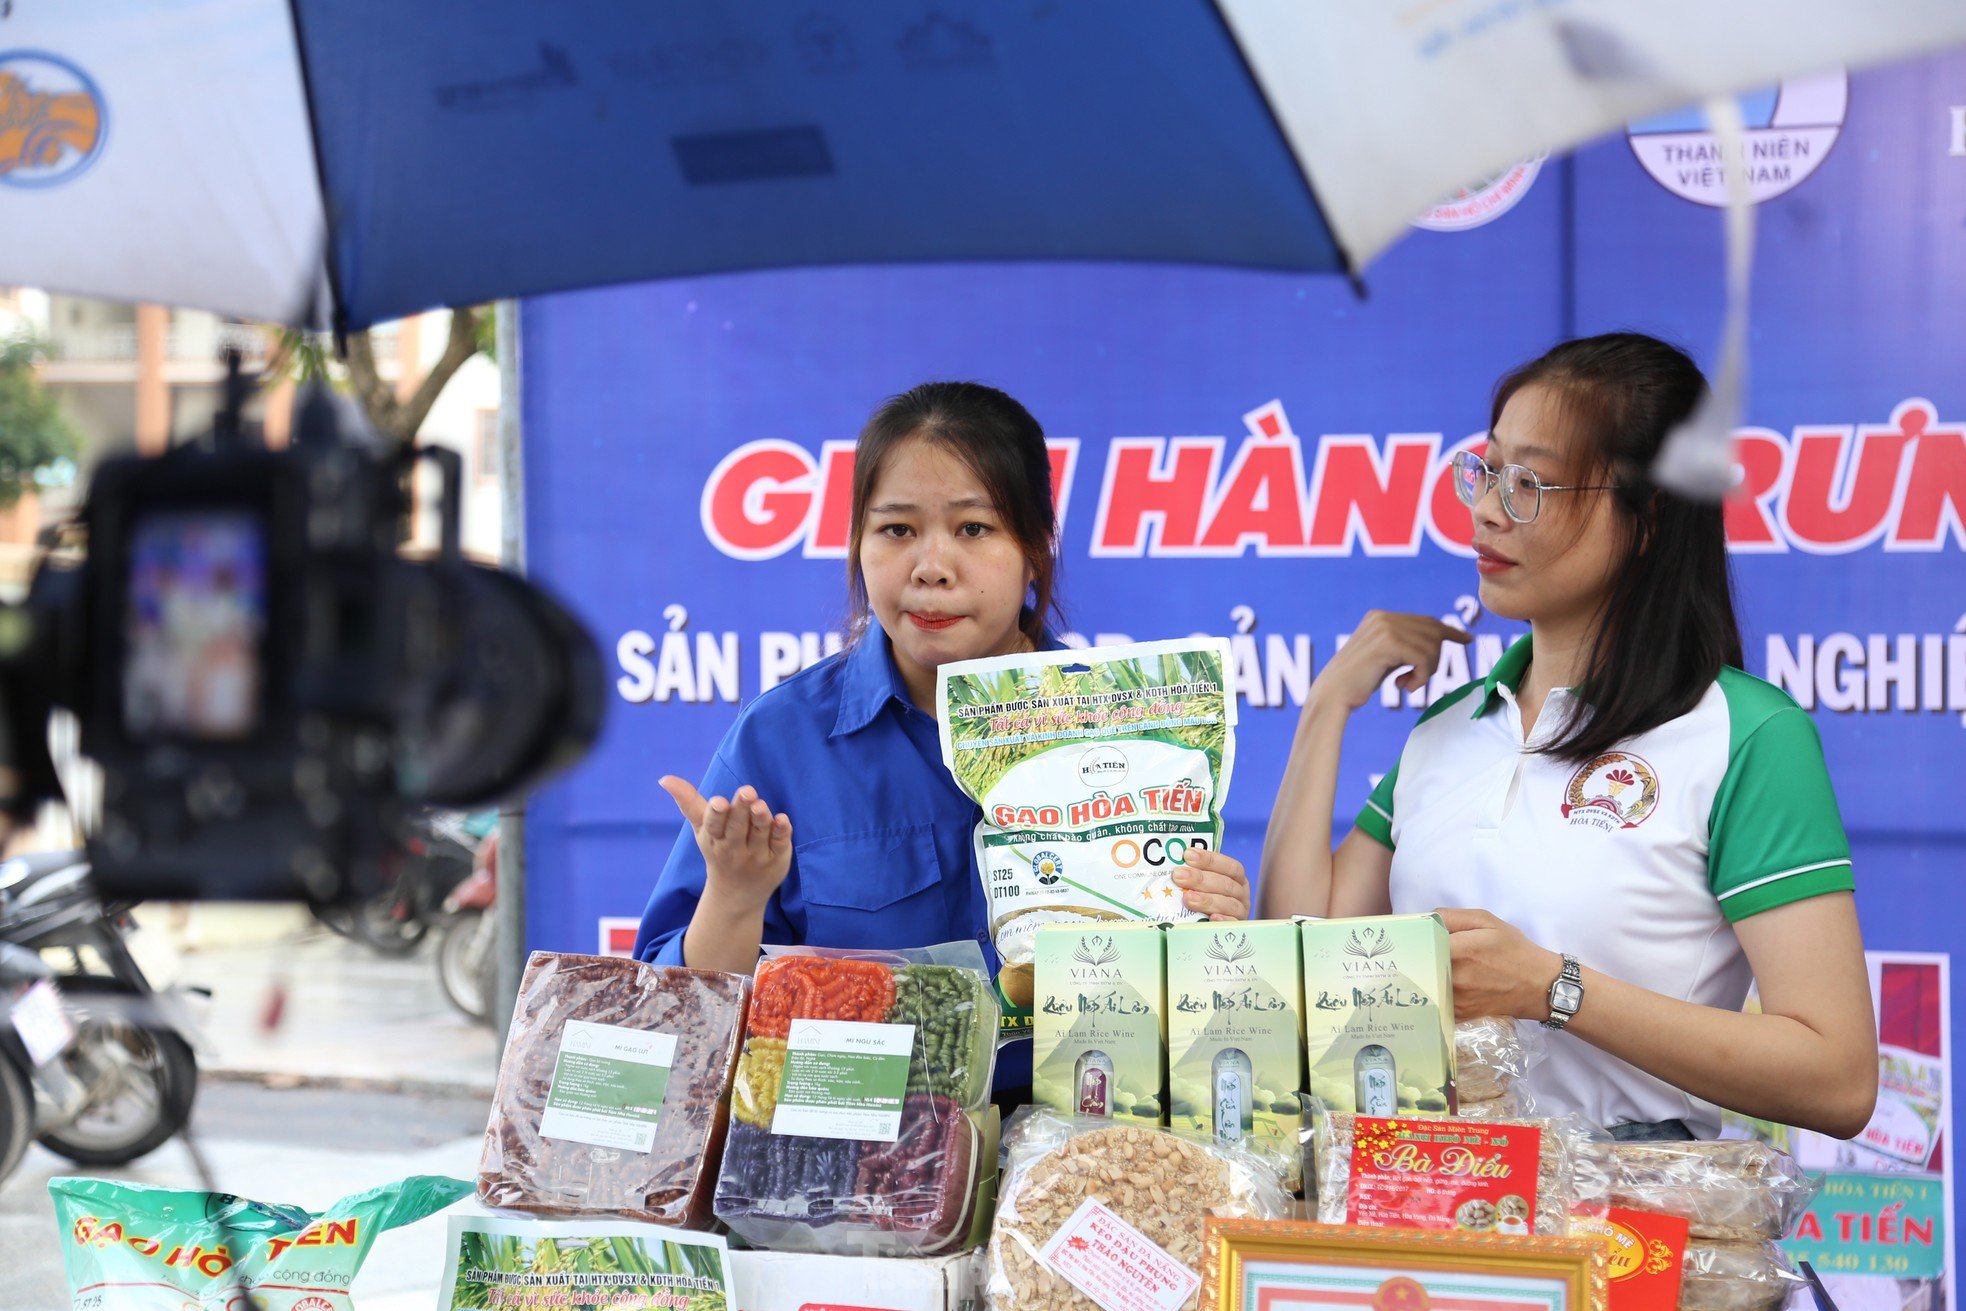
1038,1197,1201,1311
1346,1116,1542,1233
1573,1207,1690,1311
771,1018,914,1142
538,1019,677,1152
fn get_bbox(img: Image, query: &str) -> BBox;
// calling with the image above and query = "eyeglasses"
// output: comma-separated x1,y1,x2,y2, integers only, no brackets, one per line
1451,449,1615,525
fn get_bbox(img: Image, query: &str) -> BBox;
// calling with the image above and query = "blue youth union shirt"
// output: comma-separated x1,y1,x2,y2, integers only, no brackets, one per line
633,630,1051,1087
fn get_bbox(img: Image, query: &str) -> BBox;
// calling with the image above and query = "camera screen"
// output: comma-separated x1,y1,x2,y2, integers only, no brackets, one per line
123,510,268,742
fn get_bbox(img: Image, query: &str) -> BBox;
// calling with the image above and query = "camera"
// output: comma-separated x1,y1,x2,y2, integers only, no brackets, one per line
0,365,604,904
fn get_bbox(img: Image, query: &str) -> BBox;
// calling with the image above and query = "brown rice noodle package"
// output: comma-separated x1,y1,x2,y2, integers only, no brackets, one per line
1577,1139,1818,1243
988,1111,1287,1311
478,951,748,1227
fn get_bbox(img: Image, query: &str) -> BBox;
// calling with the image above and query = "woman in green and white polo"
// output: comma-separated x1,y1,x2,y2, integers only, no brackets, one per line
1258,333,1877,1141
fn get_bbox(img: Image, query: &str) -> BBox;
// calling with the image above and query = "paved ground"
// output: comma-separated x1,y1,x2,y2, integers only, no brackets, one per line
1,906,503,1310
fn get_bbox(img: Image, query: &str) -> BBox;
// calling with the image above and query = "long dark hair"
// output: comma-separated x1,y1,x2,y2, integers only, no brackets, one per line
846,381,1059,647
1492,333,1744,764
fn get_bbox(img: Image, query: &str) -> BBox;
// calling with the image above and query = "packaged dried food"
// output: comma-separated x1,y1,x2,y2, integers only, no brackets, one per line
713,942,1000,1255
50,1174,469,1311
477,951,748,1227
1458,1086,1536,1121
1455,1016,1544,1103
987,1111,1287,1311
891,963,997,1107
1679,1240,1804,1311
939,639,1236,1024
1594,1139,1818,1242
1312,1110,1585,1238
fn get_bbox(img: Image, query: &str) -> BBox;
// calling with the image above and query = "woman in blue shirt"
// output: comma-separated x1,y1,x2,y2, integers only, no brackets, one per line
633,382,1252,1089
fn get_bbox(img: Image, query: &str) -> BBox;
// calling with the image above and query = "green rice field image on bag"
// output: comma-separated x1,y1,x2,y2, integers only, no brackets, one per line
442,1215,734,1311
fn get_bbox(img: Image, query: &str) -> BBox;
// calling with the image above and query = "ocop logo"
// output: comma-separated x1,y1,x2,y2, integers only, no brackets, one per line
0,51,108,188
1628,71,1846,206
1077,745,1129,787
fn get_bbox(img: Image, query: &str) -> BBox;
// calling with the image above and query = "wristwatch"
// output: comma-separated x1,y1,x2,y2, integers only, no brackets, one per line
1544,954,1583,1031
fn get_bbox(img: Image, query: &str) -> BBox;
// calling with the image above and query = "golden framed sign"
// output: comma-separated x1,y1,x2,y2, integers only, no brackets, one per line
1204,1220,1607,1311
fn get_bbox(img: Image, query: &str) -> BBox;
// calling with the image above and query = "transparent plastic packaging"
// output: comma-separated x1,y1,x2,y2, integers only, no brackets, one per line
713,941,1000,1256
1580,1139,1820,1243
1311,1109,1592,1238
1679,1240,1805,1311
478,951,748,1227
1457,1086,1536,1121
1454,1017,1545,1103
987,1109,1289,1311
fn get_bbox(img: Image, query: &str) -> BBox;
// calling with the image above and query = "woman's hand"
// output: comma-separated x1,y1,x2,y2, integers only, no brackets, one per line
1175,848,1252,920
1311,611,1472,712
660,777,794,909
1439,907,1561,1022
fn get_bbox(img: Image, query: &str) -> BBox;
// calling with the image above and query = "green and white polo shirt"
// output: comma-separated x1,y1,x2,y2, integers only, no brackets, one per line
1356,635,1854,1137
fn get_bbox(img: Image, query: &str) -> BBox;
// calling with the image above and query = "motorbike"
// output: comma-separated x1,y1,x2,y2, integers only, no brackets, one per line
0,851,202,1168
437,828,498,1025
311,810,480,956
0,939,66,1182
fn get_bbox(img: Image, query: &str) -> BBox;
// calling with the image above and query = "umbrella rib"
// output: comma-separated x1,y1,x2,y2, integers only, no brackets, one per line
282,0,350,340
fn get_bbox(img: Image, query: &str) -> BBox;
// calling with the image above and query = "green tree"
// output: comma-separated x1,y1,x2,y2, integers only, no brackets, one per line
263,304,491,448
0,335,81,506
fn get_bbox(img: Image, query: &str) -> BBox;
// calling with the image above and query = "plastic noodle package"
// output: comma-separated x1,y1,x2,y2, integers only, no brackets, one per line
1679,1240,1806,1311
1454,1016,1545,1103
477,951,748,1226
49,1174,469,1310
1595,1139,1818,1242
1312,1110,1588,1238
891,963,997,1106
713,941,999,1256
988,1110,1289,1311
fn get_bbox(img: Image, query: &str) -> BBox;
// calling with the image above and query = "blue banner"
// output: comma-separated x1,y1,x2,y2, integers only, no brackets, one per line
521,47,1966,1125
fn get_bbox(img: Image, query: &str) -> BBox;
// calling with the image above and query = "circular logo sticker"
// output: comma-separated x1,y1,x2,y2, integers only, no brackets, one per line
1031,850,1063,886
1076,744,1129,787
0,51,108,188
1411,156,1545,231
1561,751,1660,830
1627,71,1846,206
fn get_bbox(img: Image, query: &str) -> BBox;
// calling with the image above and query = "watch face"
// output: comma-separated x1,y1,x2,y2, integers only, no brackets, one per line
1552,981,1584,1011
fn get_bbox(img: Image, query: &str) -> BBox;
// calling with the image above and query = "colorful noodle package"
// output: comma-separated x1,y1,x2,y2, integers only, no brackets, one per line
477,951,749,1227
938,638,1237,1018
714,941,1000,1256
48,1174,469,1310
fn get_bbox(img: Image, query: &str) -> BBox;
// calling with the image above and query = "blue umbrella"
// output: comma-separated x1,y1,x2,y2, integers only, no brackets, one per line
3,0,1962,330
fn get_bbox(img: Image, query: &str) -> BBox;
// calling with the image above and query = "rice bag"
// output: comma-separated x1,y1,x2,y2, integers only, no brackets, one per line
477,951,748,1227
987,1111,1287,1311
712,942,999,1256
938,638,1237,1020
48,1174,468,1310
